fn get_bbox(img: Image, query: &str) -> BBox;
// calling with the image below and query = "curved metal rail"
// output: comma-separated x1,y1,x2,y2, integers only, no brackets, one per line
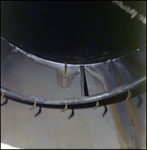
1,76,146,105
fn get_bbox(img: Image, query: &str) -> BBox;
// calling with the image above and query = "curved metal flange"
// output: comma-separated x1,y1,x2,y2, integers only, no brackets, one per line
1,76,146,105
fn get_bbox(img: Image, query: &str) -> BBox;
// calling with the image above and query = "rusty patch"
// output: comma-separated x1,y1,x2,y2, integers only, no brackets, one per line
111,75,145,148
1,92,5,99
109,104,128,148
116,76,122,86
125,98,145,148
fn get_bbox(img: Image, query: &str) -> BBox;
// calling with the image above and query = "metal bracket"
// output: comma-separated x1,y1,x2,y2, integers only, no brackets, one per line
29,101,37,111
126,89,132,102
60,104,68,113
1,92,5,99
94,101,99,110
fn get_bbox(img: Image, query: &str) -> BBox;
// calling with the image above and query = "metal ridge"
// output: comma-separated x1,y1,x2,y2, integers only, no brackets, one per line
1,76,146,105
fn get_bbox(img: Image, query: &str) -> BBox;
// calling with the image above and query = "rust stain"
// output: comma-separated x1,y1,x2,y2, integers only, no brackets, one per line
60,104,68,113
29,101,37,111
1,92,5,99
125,99,143,133
109,104,128,148
111,76,132,148
57,71,73,89
113,75,145,148
116,76,122,86
125,98,144,148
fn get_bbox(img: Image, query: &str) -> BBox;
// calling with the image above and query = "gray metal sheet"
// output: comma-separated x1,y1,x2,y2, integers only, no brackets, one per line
1,89,146,148
1,98,120,149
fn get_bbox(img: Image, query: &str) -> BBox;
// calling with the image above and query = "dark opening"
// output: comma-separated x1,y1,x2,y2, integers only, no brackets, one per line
1,1,146,64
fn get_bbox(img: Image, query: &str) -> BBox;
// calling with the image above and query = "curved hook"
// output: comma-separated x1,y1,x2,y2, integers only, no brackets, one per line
60,104,68,113
29,101,37,111
1,92,5,99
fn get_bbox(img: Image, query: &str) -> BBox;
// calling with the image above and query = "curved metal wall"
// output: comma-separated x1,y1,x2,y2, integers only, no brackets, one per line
1,1,146,149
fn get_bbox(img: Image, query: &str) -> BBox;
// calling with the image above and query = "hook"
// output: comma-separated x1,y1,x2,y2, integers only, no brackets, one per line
60,104,68,113
94,101,99,110
126,89,132,102
29,101,37,111
1,93,5,99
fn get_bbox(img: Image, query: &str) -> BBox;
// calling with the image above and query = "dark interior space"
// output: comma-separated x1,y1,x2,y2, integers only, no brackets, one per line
1,1,146,64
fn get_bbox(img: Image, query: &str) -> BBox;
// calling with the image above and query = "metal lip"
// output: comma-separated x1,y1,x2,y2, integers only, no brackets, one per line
1,37,107,67
1,36,146,67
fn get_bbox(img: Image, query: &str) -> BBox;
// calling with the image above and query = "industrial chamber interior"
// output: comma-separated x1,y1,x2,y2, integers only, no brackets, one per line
1,1,146,149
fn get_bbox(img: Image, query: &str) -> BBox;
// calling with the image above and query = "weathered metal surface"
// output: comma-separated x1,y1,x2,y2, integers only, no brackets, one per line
109,91,146,149
1,1,146,149
109,74,146,149
1,38,146,105
1,97,121,149
1,37,146,148
1,86,146,149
